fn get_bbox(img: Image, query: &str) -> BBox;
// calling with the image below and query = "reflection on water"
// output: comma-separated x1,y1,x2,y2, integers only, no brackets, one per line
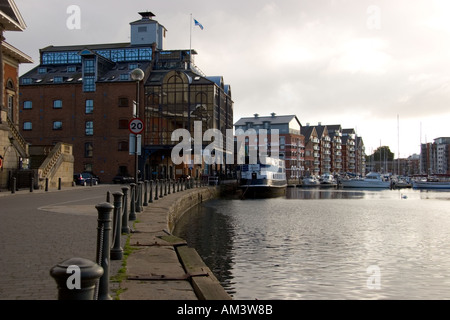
173,188,450,300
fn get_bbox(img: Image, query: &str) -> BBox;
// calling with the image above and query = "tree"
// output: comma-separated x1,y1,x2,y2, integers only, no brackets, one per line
366,146,394,162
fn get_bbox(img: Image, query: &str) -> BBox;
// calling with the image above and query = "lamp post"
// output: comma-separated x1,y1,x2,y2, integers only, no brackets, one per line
130,68,145,184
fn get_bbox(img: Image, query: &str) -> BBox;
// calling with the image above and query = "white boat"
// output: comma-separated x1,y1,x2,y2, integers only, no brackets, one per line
319,173,337,187
412,177,450,189
302,175,320,187
240,157,287,198
340,172,391,189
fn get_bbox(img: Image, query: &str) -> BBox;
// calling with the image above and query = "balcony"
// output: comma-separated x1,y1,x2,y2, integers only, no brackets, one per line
312,138,320,144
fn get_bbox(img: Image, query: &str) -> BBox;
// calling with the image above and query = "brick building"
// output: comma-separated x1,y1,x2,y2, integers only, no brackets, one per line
19,12,233,183
0,0,33,189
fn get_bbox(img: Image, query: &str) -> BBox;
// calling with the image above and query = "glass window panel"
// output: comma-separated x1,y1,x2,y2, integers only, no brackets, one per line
53,100,62,109
85,121,93,135
53,121,63,130
85,100,94,114
23,101,32,109
23,122,32,130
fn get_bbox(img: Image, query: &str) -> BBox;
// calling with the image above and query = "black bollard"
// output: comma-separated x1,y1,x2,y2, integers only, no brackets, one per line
58,177,61,190
173,179,176,193
135,182,141,213
143,180,148,206
159,178,164,198
164,179,167,196
50,257,103,300
95,202,114,300
30,177,34,192
106,191,110,203
11,177,16,194
129,183,136,221
168,179,171,194
121,187,130,234
138,181,144,212
154,179,159,200
177,179,180,192
45,178,49,192
149,180,153,203
111,191,124,260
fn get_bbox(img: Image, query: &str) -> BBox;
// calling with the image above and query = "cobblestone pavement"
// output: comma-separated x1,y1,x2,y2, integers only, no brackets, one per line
0,185,126,300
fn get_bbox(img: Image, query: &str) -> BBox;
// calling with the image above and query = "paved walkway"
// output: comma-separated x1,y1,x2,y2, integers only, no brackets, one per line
118,183,231,300
0,182,231,300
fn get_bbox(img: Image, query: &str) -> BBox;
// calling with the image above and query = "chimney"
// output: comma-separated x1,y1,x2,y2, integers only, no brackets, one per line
271,112,276,117
306,123,310,127
254,113,259,118
139,11,155,20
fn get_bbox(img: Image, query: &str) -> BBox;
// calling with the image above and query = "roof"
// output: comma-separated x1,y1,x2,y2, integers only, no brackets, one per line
234,114,300,126
2,41,33,63
40,43,134,53
0,0,26,31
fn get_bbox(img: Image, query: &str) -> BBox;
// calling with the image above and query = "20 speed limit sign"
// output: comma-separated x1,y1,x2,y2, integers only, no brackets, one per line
128,118,144,134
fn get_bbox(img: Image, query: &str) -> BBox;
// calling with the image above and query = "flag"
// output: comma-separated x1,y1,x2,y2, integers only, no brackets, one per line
194,18,204,30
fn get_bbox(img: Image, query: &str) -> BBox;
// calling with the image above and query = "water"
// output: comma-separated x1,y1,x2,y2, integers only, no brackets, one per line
173,188,450,300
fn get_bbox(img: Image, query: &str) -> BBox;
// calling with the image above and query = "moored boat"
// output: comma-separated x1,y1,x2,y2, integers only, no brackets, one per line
319,173,338,187
412,176,450,189
340,172,391,189
240,157,287,198
301,175,320,187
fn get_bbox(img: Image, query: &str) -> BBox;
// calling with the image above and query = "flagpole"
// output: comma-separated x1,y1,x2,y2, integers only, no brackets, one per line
189,13,192,68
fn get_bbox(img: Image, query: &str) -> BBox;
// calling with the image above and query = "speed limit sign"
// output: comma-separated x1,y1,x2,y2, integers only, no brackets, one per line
129,118,144,134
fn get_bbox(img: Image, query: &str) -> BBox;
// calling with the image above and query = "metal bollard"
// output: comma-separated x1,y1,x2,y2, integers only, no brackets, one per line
168,179,171,194
58,177,61,190
45,178,49,192
110,191,124,260
106,191,111,203
30,177,34,192
11,177,16,194
50,257,103,300
129,183,136,221
121,187,130,234
159,178,164,198
149,180,153,203
135,182,141,213
173,179,176,193
138,181,144,212
154,179,159,200
143,180,148,206
164,179,168,196
177,179,180,192
95,202,114,300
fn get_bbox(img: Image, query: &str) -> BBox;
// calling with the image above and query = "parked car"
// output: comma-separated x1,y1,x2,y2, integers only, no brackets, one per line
73,172,99,186
82,172,100,184
113,174,135,184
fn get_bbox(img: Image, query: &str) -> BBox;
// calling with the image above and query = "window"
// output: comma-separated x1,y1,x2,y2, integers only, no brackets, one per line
119,119,129,129
22,78,32,85
118,141,128,151
38,67,47,74
120,74,129,81
54,76,63,83
23,101,32,110
85,121,93,135
53,121,63,130
83,59,95,74
129,63,138,70
84,77,95,90
138,26,147,32
85,142,93,158
85,100,94,114
118,97,129,107
23,122,32,130
53,100,62,109
67,66,76,73
83,76,95,92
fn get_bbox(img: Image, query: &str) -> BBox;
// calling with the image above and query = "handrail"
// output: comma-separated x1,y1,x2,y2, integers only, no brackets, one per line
6,117,29,157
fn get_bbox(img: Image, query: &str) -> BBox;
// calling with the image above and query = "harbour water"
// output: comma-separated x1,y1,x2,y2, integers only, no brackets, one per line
173,187,450,300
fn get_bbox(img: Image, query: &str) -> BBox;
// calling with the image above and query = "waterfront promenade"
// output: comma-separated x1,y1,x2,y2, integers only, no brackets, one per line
0,181,232,300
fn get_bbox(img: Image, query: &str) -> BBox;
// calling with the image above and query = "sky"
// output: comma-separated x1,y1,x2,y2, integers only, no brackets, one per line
6,0,450,158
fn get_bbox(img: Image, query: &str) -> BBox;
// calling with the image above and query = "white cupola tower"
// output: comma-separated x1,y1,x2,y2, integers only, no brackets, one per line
130,12,166,49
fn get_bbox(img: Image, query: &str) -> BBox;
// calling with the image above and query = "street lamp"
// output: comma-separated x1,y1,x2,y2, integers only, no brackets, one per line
130,68,144,183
